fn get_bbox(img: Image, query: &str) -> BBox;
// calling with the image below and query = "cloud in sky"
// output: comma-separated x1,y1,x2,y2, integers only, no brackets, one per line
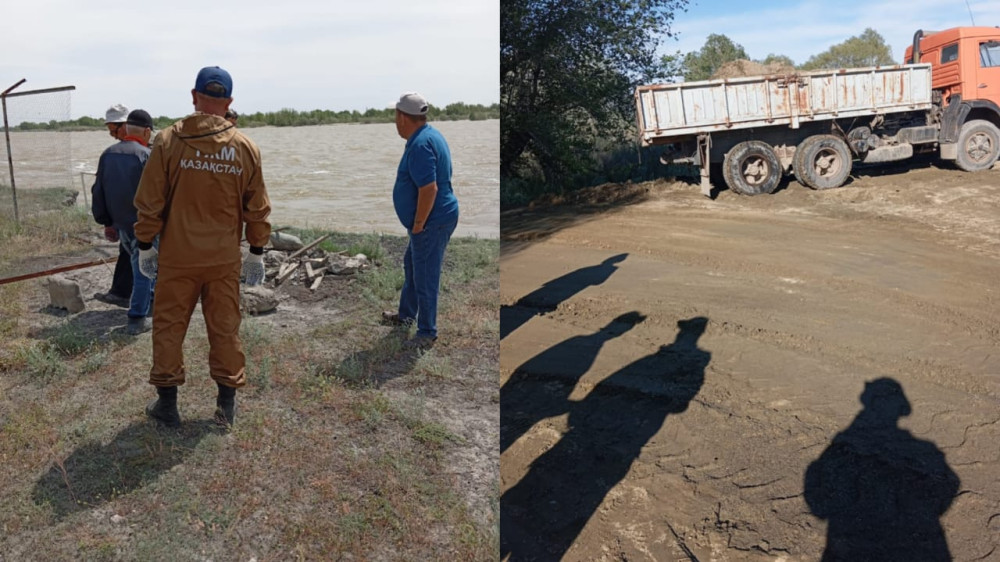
0,0,499,120
660,0,1000,69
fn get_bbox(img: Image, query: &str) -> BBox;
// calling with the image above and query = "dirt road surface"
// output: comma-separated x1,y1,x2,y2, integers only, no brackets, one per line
500,162,1000,561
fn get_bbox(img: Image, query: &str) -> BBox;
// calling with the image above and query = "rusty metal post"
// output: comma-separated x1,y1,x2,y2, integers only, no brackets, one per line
1,79,26,224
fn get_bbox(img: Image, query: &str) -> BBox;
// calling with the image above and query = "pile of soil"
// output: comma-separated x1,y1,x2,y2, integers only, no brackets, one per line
712,59,796,79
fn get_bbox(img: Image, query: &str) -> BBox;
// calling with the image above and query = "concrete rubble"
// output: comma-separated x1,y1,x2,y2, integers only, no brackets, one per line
237,238,375,314
44,274,86,313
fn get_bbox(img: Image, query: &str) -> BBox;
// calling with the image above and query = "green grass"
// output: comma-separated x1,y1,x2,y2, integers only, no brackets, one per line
46,323,93,356
0,199,499,560
23,343,67,381
283,228,389,264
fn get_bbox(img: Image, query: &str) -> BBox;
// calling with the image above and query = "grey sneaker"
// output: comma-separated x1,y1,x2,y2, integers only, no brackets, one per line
126,316,152,335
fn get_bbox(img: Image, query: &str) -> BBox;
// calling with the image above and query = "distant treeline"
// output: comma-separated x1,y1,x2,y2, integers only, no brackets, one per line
13,102,499,131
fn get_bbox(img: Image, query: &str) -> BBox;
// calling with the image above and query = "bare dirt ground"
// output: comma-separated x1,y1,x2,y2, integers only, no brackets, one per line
500,160,1000,561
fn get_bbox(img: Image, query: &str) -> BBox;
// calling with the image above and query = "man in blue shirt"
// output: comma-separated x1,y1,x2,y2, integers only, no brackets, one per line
92,109,156,335
94,103,134,307
384,92,460,348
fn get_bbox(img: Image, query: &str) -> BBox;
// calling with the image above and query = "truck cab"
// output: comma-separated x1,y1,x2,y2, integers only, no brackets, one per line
906,27,1000,112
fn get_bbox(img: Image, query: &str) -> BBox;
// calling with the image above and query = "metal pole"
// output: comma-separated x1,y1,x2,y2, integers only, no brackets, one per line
0,256,116,286
2,85,75,98
2,96,19,224
1,79,26,225
80,172,89,206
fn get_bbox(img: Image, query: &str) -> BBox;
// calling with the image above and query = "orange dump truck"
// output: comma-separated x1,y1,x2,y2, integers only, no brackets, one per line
636,27,1000,196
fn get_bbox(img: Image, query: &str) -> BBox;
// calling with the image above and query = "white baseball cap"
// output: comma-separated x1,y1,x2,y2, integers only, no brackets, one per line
395,92,429,116
104,104,129,124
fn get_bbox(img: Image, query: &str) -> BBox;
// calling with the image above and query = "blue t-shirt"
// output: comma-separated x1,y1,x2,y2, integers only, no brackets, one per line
393,124,460,230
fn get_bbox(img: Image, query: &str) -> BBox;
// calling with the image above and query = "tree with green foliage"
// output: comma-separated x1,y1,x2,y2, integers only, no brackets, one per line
501,0,688,188
800,28,894,70
13,103,499,132
760,53,796,68
679,34,749,81
659,50,685,81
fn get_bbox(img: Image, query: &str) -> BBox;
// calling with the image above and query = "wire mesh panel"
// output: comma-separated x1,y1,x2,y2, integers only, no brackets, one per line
1,86,76,222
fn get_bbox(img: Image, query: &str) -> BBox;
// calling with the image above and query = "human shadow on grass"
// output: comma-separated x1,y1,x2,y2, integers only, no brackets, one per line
501,311,646,455
804,378,960,562
501,316,710,561
500,253,628,341
332,328,421,388
33,309,129,350
32,420,220,520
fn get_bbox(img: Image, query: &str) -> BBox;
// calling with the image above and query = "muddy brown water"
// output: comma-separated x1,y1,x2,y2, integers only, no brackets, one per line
2,120,498,238
501,165,1000,561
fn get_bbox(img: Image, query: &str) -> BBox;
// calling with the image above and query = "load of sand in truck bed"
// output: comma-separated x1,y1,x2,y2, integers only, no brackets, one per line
712,59,796,79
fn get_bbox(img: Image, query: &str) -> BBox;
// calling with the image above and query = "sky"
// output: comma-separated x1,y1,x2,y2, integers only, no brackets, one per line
0,0,499,121
661,0,1000,71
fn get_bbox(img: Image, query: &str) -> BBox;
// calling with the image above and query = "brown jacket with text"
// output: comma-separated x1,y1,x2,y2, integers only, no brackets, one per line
134,112,271,267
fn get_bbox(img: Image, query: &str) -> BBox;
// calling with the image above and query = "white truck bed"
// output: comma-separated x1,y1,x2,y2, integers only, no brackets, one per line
636,64,933,146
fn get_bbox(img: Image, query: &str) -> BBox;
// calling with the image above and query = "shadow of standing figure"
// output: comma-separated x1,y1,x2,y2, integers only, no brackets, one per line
501,311,646,455
804,378,960,562
501,316,710,561
32,421,220,520
500,253,627,340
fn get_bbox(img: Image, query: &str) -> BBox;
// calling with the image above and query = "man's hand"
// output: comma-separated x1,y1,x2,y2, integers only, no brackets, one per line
138,247,158,280
242,253,265,286
411,221,425,235
103,226,119,242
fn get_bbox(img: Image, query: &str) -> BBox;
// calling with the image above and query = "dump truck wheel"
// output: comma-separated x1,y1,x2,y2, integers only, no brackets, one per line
956,120,1000,172
793,135,852,190
723,141,781,195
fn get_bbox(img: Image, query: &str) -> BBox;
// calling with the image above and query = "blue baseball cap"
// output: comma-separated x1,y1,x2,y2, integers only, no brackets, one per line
194,66,233,99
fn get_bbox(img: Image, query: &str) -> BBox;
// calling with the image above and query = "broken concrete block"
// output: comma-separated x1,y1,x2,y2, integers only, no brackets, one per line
45,275,85,313
269,232,304,251
326,253,370,275
240,286,278,314
264,250,285,266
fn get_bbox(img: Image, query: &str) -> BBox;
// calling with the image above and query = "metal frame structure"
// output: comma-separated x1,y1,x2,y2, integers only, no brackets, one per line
1,79,76,223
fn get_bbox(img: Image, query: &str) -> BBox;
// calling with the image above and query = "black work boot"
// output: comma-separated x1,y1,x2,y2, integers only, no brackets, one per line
146,386,180,428
215,383,237,428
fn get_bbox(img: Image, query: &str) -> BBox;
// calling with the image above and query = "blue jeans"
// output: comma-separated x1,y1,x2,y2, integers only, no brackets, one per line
399,220,457,338
118,229,156,319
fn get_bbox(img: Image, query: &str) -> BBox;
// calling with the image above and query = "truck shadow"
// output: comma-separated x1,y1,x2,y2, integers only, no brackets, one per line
501,316,710,560
804,378,959,561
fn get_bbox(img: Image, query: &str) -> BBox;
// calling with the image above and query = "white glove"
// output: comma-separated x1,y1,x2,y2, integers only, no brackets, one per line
242,252,265,286
138,247,158,280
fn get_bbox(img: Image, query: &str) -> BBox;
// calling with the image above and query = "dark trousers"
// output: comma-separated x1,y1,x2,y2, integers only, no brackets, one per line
109,241,133,298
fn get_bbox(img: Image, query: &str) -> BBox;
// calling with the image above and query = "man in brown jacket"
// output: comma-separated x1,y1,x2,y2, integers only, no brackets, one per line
133,66,271,428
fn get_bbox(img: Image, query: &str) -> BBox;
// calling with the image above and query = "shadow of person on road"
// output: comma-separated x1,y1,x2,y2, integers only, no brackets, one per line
32,420,220,520
804,378,960,562
501,316,710,561
500,253,628,340
501,311,646,455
